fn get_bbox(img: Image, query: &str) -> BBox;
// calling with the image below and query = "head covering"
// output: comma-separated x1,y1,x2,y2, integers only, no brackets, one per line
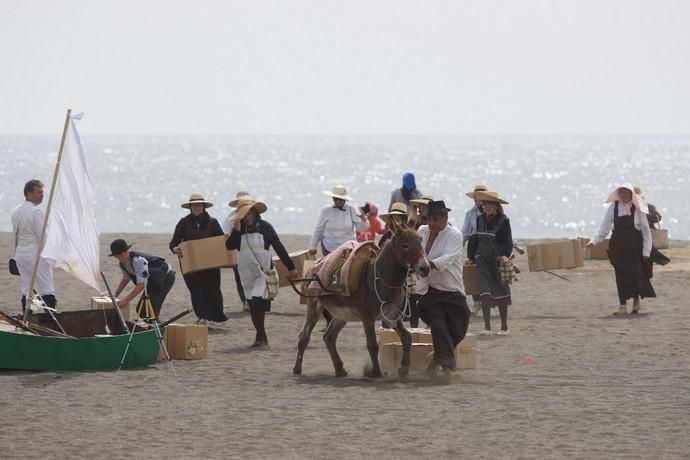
380,202,408,225
323,185,353,201
427,200,452,216
402,173,416,191
465,184,488,199
409,194,434,207
365,202,379,216
181,192,213,209
109,238,132,256
229,191,251,207
231,198,268,221
473,190,508,205
606,183,648,213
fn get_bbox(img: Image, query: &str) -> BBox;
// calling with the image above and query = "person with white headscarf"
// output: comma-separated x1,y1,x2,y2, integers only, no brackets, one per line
588,183,655,315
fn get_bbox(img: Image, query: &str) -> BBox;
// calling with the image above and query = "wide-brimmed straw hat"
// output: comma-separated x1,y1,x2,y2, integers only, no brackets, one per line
181,192,213,209
108,238,132,256
380,202,408,225
474,190,509,204
231,198,268,221
409,194,434,207
465,184,488,199
323,185,353,201
228,191,251,207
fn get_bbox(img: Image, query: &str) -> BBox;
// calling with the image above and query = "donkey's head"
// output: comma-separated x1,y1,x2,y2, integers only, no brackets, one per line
387,213,430,277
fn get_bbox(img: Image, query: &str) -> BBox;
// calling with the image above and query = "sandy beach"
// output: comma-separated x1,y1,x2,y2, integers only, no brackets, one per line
1,232,689,459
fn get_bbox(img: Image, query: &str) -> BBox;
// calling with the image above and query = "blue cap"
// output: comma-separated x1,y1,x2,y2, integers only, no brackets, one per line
402,172,416,191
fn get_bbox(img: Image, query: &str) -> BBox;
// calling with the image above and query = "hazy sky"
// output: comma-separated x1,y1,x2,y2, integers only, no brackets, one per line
1,0,689,135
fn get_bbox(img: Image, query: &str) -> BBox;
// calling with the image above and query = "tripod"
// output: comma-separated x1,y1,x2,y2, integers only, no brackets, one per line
119,276,175,375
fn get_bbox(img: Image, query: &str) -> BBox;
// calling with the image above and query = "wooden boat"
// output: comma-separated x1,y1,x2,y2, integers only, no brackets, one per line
0,309,161,371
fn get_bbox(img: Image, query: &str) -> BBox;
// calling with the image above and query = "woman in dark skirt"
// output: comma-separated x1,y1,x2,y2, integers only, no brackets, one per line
588,184,655,315
467,190,513,336
170,192,228,324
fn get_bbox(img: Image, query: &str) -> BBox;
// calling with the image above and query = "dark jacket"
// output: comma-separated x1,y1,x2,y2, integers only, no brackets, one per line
169,211,224,253
225,217,295,271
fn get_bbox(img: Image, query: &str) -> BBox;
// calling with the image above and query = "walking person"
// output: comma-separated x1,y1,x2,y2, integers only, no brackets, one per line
308,185,369,326
170,192,227,324
110,239,176,320
416,200,470,372
588,183,655,315
223,191,251,312
467,190,514,335
226,197,298,347
389,172,423,214
461,184,487,315
11,179,57,311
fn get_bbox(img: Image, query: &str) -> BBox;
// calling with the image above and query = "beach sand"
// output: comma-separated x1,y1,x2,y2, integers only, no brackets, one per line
1,232,689,459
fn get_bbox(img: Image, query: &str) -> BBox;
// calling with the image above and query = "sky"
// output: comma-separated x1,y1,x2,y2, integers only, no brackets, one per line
1,0,689,135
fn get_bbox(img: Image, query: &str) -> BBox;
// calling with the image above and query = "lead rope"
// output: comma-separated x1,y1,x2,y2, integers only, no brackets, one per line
374,256,412,324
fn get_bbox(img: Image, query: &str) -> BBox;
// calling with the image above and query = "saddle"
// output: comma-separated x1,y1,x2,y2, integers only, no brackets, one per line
307,241,379,297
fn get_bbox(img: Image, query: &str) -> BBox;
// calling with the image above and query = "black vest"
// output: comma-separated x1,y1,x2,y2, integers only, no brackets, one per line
121,251,168,288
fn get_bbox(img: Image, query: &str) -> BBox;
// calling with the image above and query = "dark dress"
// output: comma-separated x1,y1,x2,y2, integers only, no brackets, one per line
169,212,227,322
467,213,513,308
608,202,656,304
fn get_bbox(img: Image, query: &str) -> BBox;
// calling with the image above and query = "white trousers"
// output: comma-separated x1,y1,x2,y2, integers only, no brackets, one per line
15,249,55,297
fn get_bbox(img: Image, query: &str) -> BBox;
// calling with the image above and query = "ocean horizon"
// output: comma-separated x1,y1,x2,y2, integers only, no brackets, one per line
1,134,688,240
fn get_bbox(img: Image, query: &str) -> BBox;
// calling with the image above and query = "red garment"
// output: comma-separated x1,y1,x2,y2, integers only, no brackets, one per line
356,215,386,242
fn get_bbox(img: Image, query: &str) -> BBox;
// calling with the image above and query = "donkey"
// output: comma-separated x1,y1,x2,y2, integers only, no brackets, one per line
293,217,430,378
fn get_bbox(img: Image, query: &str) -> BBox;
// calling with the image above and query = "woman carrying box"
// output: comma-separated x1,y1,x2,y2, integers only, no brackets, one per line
226,197,298,348
170,192,227,324
466,190,514,336
588,183,655,315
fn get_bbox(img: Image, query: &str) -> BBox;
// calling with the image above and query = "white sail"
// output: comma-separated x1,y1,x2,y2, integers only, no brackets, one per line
42,113,100,291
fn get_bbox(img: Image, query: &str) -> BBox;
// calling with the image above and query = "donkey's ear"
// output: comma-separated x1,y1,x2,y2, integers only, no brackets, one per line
388,216,402,235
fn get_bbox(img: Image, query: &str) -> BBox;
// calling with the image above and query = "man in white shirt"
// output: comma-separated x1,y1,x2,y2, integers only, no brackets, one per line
308,185,369,256
10,179,57,311
416,200,470,372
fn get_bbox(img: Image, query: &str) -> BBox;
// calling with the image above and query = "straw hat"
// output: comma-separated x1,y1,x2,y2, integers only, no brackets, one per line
465,184,488,199
228,191,251,207
181,192,213,209
409,194,434,207
231,198,268,221
474,190,509,204
380,202,408,225
323,185,353,201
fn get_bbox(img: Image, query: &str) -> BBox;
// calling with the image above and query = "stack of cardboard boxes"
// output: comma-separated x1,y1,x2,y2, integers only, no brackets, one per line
379,328,478,372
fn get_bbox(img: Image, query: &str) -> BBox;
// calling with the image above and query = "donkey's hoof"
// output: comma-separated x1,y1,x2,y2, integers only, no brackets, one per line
293,365,302,375
335,368,348,378
397,366,410,378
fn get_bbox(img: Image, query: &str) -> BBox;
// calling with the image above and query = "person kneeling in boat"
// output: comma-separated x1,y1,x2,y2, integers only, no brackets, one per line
416,200,470,373
109,239,176,321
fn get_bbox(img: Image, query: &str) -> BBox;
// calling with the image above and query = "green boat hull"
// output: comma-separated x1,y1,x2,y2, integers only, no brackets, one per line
0,328,161,371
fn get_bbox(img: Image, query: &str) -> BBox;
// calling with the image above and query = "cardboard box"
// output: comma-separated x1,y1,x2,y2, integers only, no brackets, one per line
463,264,480,295
273,249,315,288
454,333,478,370
177,235,237,274
90,296,129,321
165,323,208,360
379,342,434,371
527,240,584,272
379,329,400,347
652,229,668,249
409,328,433,344
577,237,609,260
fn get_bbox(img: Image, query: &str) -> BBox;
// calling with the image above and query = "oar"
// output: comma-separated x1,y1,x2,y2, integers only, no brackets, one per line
100,272,129,333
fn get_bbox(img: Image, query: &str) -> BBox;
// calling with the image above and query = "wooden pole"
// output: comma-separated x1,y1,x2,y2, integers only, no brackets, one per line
24,109,72,323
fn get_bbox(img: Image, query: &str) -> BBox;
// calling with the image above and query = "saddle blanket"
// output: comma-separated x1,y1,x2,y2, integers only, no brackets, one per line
307,241,379,297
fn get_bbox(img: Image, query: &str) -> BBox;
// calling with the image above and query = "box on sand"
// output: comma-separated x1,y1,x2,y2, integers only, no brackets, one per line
527,240,584,272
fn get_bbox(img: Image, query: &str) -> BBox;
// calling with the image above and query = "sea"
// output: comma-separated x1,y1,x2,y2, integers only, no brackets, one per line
1,135,689,239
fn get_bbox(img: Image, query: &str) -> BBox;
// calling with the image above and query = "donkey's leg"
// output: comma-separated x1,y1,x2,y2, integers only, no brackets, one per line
393,319,412,378
362,318,383,378
323,318,348,377
293,298,323,375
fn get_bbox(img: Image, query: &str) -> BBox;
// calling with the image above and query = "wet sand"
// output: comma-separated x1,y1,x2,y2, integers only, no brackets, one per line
1,232,689,459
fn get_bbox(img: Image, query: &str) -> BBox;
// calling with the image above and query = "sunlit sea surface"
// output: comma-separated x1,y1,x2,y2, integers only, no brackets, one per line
1,135,689,239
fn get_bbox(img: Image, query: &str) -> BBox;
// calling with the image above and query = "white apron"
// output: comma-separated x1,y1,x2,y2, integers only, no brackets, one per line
237,233,273,300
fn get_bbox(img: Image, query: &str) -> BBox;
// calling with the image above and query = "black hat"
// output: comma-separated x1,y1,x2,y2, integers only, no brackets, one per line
109,239,132,256
427,200,452,216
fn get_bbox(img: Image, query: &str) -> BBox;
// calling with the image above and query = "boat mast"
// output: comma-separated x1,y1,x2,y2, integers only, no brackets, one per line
24,109,72,323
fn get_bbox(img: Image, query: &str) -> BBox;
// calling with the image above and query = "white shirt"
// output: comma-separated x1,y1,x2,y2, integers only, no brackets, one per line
309,204,369,252
222,210,237,235
11,201,44,251
461,205,481,244
415,224,465,295
591,202,652,257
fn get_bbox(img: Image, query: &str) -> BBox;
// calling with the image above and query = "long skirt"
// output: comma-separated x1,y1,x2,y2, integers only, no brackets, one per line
183,268,227,322
609,227,656,304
